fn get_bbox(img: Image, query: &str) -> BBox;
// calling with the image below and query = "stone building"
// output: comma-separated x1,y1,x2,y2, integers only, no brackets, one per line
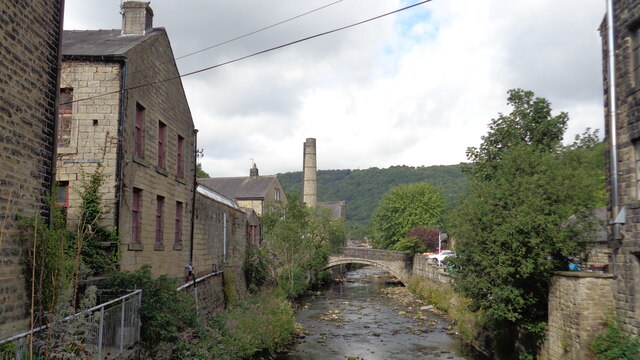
57,1,196,279
198,163,287,216
0,0,64,339
600,0,640,337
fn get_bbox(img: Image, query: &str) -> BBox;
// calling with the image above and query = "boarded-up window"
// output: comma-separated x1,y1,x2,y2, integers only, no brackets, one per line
177,135,184,178
135,103,145,158
156,195,164,245
132,188,142,243
58,88,73,147
175,201,183,245
158,121,166,169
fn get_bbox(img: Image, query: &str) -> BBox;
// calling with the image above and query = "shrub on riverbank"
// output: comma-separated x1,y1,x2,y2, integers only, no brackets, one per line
175,290,297,359
407,277,484,344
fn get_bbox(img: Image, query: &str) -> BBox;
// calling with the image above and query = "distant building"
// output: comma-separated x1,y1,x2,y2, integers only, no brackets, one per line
57,1,196,279
198,163,287,216
318,200,346,220
601,0,640,336
0,0,64,339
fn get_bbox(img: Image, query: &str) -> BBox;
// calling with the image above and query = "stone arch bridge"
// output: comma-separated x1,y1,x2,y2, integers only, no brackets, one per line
325,248,416,285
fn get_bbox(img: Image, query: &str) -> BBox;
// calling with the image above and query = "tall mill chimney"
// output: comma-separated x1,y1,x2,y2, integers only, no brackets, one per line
121,1,154,35
302,138,317,207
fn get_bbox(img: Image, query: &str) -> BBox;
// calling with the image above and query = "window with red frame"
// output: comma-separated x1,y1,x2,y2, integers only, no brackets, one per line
177,135,184,178
175,201,183,245
135,103,145,158
158,121,166,169
156,195,164,245
132,188,142,243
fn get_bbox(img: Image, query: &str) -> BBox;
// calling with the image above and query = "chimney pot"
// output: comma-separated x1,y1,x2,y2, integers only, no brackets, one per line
250,163,259,178
121,1,154,35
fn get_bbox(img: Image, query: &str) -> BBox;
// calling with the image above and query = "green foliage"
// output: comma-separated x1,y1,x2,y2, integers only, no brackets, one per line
75,166,118,277
20,198,73,315
196,163,210,178
277,164,468,240
243,244,272,293
449,89,605,353
261,194,347,298
175,291,296,359
591,315,640,360
100,266,198,349
223,271,239,308
370,182,445,250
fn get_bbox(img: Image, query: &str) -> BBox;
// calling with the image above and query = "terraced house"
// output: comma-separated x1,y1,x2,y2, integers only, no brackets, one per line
0,0,64,340
57,1,196,279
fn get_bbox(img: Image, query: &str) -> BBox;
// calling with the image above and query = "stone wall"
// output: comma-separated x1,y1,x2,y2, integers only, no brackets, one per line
193,190,248,298
0,0,63,339
539,272,615,360
411,254,452,284
601,0,640,336
180,272,225,316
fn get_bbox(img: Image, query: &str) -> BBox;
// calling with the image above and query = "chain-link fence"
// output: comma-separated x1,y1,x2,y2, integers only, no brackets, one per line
0,289,141,360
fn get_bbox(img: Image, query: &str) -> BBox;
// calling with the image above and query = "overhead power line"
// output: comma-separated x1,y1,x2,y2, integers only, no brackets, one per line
64,0,433,106
174,0,344,61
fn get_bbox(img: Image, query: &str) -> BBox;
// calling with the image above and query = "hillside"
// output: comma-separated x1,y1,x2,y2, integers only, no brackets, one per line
277,164,468,239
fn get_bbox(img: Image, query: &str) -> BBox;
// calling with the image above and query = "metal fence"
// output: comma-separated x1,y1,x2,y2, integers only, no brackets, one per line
0,289,142,360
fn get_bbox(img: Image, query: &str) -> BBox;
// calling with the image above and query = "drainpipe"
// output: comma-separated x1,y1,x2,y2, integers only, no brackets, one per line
606,0,622,275
189,129,198,265
223,212,228,264
115,59,128,237
49,0,65,225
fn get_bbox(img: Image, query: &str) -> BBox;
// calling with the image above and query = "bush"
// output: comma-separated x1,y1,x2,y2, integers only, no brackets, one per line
175,291,296,359
100,266,197,350
243,245,272,293
591,315,640,360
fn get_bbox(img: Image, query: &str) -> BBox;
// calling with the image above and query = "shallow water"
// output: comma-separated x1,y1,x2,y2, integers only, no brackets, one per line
279,267,471,360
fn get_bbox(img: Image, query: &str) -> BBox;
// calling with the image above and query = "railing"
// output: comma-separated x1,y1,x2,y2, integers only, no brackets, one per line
0,289,142,360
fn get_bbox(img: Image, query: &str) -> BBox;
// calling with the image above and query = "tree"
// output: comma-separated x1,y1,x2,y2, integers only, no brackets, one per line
370,182,445,250
260,195,346,297
196,163,210,178
449,89,604,353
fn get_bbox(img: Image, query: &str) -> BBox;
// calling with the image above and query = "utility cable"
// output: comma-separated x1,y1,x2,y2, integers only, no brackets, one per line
63,0,432,106
174,0,344,61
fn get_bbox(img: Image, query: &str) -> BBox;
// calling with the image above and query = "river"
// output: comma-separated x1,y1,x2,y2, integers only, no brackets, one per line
279,267,473,360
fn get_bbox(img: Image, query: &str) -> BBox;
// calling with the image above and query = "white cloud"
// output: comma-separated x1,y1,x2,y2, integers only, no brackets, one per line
64,0,606,176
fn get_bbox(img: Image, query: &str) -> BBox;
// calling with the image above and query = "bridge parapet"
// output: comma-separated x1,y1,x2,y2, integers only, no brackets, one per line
341,247,413,263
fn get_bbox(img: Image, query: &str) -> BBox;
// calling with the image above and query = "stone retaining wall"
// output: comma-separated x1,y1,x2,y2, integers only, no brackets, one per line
411,254,452,284
539,272,615,360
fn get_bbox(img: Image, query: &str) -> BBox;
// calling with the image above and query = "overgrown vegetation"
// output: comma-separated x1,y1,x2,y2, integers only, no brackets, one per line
175,290,296,359
591,314,640,360
99,266,198,352
448,89,606,357
260,194,347,298
278,164,467,239
370,182,445,252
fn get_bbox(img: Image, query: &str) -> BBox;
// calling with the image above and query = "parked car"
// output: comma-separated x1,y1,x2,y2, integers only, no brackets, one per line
428,250,456,266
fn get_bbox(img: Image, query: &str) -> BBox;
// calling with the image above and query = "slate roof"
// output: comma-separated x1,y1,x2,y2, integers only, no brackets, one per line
198,176,278,200
62,29,162,57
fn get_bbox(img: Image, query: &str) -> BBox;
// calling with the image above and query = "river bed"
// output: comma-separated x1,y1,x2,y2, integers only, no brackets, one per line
279,267,471,360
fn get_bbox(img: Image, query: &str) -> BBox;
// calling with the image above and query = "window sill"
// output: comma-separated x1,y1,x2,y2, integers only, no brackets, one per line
133,156,149,167
128,243,144,251
57,146,78,155
175,176,186,185
156,166,168,177
154,243,165,251
173,243,183,251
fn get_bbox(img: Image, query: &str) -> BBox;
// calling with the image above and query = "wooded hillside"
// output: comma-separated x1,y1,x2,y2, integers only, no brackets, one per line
277,164,468,240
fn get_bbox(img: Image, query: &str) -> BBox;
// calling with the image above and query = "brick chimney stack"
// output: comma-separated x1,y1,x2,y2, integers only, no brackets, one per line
302,138,317,207
250,163,259,178
121,1,154,35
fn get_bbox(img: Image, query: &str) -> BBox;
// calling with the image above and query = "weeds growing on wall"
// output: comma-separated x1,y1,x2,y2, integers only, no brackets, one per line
222,270,239,308
175,290,296,360
243,245,272,293
591,314,640,360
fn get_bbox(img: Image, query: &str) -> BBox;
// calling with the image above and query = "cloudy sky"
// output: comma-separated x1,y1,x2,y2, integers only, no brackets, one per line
64,0,607,177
